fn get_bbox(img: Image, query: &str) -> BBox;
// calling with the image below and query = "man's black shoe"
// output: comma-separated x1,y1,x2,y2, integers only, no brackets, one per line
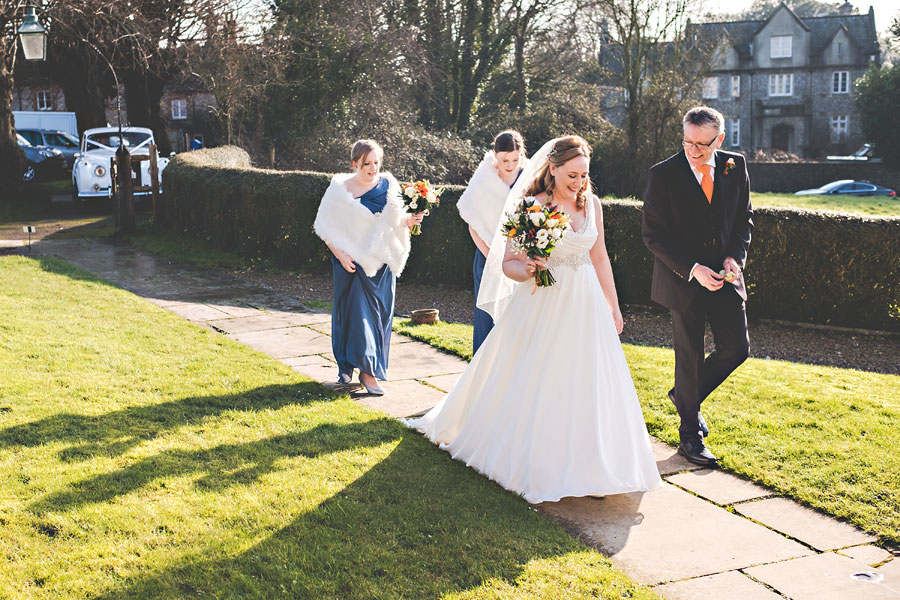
668,389,710,437
677,439,719,467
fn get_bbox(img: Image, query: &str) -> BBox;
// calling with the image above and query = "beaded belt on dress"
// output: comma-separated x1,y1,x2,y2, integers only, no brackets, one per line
546,252,592,270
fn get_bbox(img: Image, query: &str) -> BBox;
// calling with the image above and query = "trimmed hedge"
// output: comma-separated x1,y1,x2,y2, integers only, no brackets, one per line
162,147,900,332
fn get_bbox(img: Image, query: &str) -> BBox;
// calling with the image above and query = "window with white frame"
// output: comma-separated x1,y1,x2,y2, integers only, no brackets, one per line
831,115,848,142
171,98,187,120
731,75,740,98
36,90,52,111
702,76,718,99
832,71,849,94
768,73,793,96
770,35,792,58
731,118,741,147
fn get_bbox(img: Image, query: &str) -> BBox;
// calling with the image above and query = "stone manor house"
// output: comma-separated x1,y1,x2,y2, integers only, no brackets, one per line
689,1,882,158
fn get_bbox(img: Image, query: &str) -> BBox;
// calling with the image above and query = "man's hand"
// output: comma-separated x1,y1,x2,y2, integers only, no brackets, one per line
723,257,742,283
693,265,724,291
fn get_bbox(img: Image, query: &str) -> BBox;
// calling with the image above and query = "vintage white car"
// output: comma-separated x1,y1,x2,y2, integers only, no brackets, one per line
72,126,170,202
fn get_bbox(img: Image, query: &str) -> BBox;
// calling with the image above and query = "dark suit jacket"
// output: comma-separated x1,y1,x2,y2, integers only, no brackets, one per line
642,149,753,311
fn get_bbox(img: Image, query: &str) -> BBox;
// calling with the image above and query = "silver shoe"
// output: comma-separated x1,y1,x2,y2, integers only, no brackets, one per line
359,373,385,396
337,372,353,385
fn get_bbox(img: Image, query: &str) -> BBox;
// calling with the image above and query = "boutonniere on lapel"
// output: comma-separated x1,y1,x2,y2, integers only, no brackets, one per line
723,158,736,176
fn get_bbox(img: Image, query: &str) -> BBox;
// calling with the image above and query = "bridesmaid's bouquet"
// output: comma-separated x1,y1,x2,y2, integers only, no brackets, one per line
501,198,570,288
402,180,441,235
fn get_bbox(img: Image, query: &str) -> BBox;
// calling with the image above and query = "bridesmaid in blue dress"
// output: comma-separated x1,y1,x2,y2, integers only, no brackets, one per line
313,140,422,395
457,130,526,353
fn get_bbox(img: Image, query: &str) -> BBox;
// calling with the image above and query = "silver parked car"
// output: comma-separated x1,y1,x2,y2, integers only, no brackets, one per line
16,128,80,169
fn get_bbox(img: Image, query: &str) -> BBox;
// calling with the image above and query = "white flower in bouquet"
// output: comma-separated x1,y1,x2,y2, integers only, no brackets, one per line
410,200,418,209
536,229,550,241
550,228,562,240
546,218,559,228
405,186,417,198
426,191,437,203
529,212,543,226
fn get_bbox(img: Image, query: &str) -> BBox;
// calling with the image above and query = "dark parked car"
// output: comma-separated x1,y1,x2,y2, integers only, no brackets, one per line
17,128,80,169
16,133,66,183
795,180,896,197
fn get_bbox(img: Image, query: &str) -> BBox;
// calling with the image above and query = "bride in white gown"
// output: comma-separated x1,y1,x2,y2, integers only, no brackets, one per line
410,136,662,504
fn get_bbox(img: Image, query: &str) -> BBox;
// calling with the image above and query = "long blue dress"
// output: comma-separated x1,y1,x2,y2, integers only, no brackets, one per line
331,177,395,381
472,169,521,354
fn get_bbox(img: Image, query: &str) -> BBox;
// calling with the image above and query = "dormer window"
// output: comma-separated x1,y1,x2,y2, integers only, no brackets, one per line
770,35,792,59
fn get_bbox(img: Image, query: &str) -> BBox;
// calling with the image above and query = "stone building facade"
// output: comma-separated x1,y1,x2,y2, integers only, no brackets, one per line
689,1,881,158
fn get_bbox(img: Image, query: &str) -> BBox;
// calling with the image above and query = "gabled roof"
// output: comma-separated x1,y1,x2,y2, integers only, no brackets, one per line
688,2,880,62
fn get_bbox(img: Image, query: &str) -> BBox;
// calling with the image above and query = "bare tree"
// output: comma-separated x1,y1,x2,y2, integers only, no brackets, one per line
582,0,713,196
0,0,36,191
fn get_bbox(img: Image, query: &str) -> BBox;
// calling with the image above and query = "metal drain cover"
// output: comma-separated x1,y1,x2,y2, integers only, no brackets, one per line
849,571,885,583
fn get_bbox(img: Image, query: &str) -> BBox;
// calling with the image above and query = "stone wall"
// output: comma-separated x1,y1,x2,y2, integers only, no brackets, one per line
748,161,900,193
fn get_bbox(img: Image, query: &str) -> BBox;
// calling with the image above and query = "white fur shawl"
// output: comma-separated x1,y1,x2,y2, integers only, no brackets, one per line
457,151,527,244
313,172,411,277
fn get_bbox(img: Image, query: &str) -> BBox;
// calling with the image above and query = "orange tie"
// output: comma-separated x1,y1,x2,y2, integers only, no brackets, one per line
698,164,713,204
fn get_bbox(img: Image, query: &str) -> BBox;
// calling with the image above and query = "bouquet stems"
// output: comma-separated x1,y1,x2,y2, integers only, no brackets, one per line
535,266,555,287
410,222,422,236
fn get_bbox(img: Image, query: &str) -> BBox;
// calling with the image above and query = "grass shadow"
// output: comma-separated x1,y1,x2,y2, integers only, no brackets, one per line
30,417,401,514
1,382,332,462
86,432,609,600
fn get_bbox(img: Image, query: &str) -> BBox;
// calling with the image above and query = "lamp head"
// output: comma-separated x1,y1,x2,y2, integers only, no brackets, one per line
18,5,47,62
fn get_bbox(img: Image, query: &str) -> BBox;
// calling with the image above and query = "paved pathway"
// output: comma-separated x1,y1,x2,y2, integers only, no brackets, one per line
29,236,899,600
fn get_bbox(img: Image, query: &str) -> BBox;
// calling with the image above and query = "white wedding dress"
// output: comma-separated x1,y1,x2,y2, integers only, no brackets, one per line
410,196,663,503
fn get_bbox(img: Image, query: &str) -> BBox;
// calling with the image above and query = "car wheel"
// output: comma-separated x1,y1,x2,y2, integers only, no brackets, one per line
22,164,36,183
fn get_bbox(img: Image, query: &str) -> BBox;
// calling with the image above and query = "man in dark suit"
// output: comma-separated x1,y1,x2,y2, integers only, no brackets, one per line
642,106,753,467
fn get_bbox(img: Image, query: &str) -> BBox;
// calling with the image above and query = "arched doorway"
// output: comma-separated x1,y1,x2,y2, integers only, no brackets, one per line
771,124,793,152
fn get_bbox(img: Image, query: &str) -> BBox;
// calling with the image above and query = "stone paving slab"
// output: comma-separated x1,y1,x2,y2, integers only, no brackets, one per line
744,552,899,600
353,379,444,418
208,313,320,334
264,311,331,326
735,497,876,551
877,556,899,579
666,469,774,505
838,545,895,566
0,239,24,248
144,296,186,308
283,354,341,383
537,484,812,585
654,570,784,600
166,302,233,321
205,302,266,318
227,326,333,359
650,439,702,476
384,342,468,380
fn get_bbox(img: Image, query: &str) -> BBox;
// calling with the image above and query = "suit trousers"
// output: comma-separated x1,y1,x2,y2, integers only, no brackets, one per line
671,286,750,443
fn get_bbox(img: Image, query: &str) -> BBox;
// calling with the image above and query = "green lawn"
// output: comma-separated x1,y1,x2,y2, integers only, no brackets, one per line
0,256,657,599
601,193,900,216
751,192,900,216
396,320,900,545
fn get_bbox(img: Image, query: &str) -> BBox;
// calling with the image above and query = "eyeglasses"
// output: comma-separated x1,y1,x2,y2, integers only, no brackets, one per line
682,136,719,151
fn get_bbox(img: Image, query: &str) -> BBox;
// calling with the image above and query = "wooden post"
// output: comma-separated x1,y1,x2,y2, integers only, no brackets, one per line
116,144,134,233
149,144,160,225
110,155,119,230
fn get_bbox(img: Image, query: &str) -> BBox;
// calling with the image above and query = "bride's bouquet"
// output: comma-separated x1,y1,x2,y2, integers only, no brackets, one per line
501,198,570,288
402,180,441,235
